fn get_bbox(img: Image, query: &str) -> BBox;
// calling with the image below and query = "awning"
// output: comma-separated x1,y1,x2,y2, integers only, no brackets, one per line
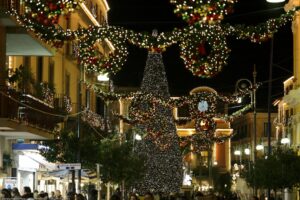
18,151,57,171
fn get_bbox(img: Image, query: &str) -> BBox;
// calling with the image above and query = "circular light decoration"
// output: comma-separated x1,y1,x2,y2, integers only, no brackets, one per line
195,117,216,133
170,0,238,25
24,0,82,26
179,25,230,78
78,26,129,74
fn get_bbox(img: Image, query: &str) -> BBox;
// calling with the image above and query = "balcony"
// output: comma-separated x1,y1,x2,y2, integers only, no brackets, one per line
0,89,66,134
0,0,53,56
283,86,300,106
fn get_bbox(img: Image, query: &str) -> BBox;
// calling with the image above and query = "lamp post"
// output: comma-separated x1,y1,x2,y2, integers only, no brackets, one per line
235,65,257,164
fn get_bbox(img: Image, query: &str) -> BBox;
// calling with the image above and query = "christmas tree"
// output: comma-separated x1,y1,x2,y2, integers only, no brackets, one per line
131,52,183,194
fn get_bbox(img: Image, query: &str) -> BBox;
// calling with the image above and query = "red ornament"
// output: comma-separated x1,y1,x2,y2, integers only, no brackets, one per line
43,19,50,26
49,3,58,11
195,65,205,76
198,43,207,56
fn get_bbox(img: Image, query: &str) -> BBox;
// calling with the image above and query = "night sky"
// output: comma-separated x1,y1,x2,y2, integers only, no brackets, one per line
108,0,293,109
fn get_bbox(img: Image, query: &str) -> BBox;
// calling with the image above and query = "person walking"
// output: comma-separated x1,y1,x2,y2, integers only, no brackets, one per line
11,187,22,199
21,186,34,200
1,188,12,199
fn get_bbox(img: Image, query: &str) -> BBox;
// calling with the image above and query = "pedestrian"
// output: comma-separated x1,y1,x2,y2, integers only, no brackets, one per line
67,191,76,200
55,190,63,200
251,196,259,200
1,188,12,198
144,192,154,200
75,193,86,200
110,193,121,200
21,186,34,199
11,187,21,199
194,191,204,200
129,193,139,200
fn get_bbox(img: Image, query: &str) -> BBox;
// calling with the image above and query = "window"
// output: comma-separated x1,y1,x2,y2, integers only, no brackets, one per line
177,105,189,117
244,125,248,137
24,56,30,67
37,57,43,82
48,59,54,86
96,97,105,116
85,89,90,108
65,74,70,96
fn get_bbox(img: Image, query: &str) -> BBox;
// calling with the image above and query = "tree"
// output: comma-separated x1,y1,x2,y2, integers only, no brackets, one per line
41,124,146,187
131,52,183,194
40,122,102,170
98,138,146,187
243,146,300,195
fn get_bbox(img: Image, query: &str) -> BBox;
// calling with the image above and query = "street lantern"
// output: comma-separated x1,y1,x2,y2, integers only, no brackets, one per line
97,73,109,82
235,66,257,164
266,0,285,2
256,144,264,151
244,148,251,155
281,137,290,144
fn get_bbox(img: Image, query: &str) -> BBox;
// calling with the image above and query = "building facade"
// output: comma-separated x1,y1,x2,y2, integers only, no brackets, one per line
0,0,110,193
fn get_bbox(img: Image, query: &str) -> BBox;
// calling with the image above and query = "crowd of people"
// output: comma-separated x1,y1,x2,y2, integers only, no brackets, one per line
0,186,86,200
1,187,270,200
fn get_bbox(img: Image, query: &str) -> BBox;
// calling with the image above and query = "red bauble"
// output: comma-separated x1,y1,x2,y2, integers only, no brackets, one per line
43,19,51,26
198,43,207,56
49,3,58,11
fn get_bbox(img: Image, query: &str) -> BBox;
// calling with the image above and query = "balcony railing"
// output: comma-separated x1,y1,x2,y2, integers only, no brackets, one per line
0,89,65,131
0,0,24,15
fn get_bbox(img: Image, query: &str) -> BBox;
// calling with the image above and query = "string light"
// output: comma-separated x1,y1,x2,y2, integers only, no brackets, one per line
8,1,300,77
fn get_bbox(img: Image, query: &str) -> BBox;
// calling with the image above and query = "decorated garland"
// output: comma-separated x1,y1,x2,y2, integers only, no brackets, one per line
24,0,83,26
78,26,129,74
180,133,229,154
170,0,237,25
179,24,230,77
223,7,297,43
8,1,300,77
81,108,111,131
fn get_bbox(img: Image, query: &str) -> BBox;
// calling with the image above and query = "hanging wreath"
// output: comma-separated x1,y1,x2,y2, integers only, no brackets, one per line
24,0,82,26
195,117,216,133
180,25,230,78
170,0,237,25
78,26,128,74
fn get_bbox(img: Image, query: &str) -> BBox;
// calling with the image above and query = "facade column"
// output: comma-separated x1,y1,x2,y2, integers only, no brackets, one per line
0,24,8,117
285,0,300,147
292,11,300,85
285,0,300,85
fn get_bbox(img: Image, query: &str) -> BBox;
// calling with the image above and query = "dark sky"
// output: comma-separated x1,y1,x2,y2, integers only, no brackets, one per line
108,0,293,108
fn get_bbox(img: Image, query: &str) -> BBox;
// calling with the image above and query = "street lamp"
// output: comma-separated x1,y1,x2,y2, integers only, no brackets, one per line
256,144,264,151
280,137,290,144
244,148,251,155
235,65,257,164
97,73,109,82
266,0,285,2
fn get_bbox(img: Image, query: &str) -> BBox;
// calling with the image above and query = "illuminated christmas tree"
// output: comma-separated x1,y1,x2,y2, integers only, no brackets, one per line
131,52,183,194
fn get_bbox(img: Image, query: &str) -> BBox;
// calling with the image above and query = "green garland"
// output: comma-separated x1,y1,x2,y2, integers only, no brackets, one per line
78,26,129,74
170,0,238,25
8,2,300,77
24,0,82,26
180,24,230,77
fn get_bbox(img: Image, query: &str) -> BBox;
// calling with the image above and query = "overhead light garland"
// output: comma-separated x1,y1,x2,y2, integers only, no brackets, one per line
170,0,238,25
24,0,83,26
179,24,230,77
81,108,111,131
8,2,300,77
223,7,297,43
78,26,129,74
